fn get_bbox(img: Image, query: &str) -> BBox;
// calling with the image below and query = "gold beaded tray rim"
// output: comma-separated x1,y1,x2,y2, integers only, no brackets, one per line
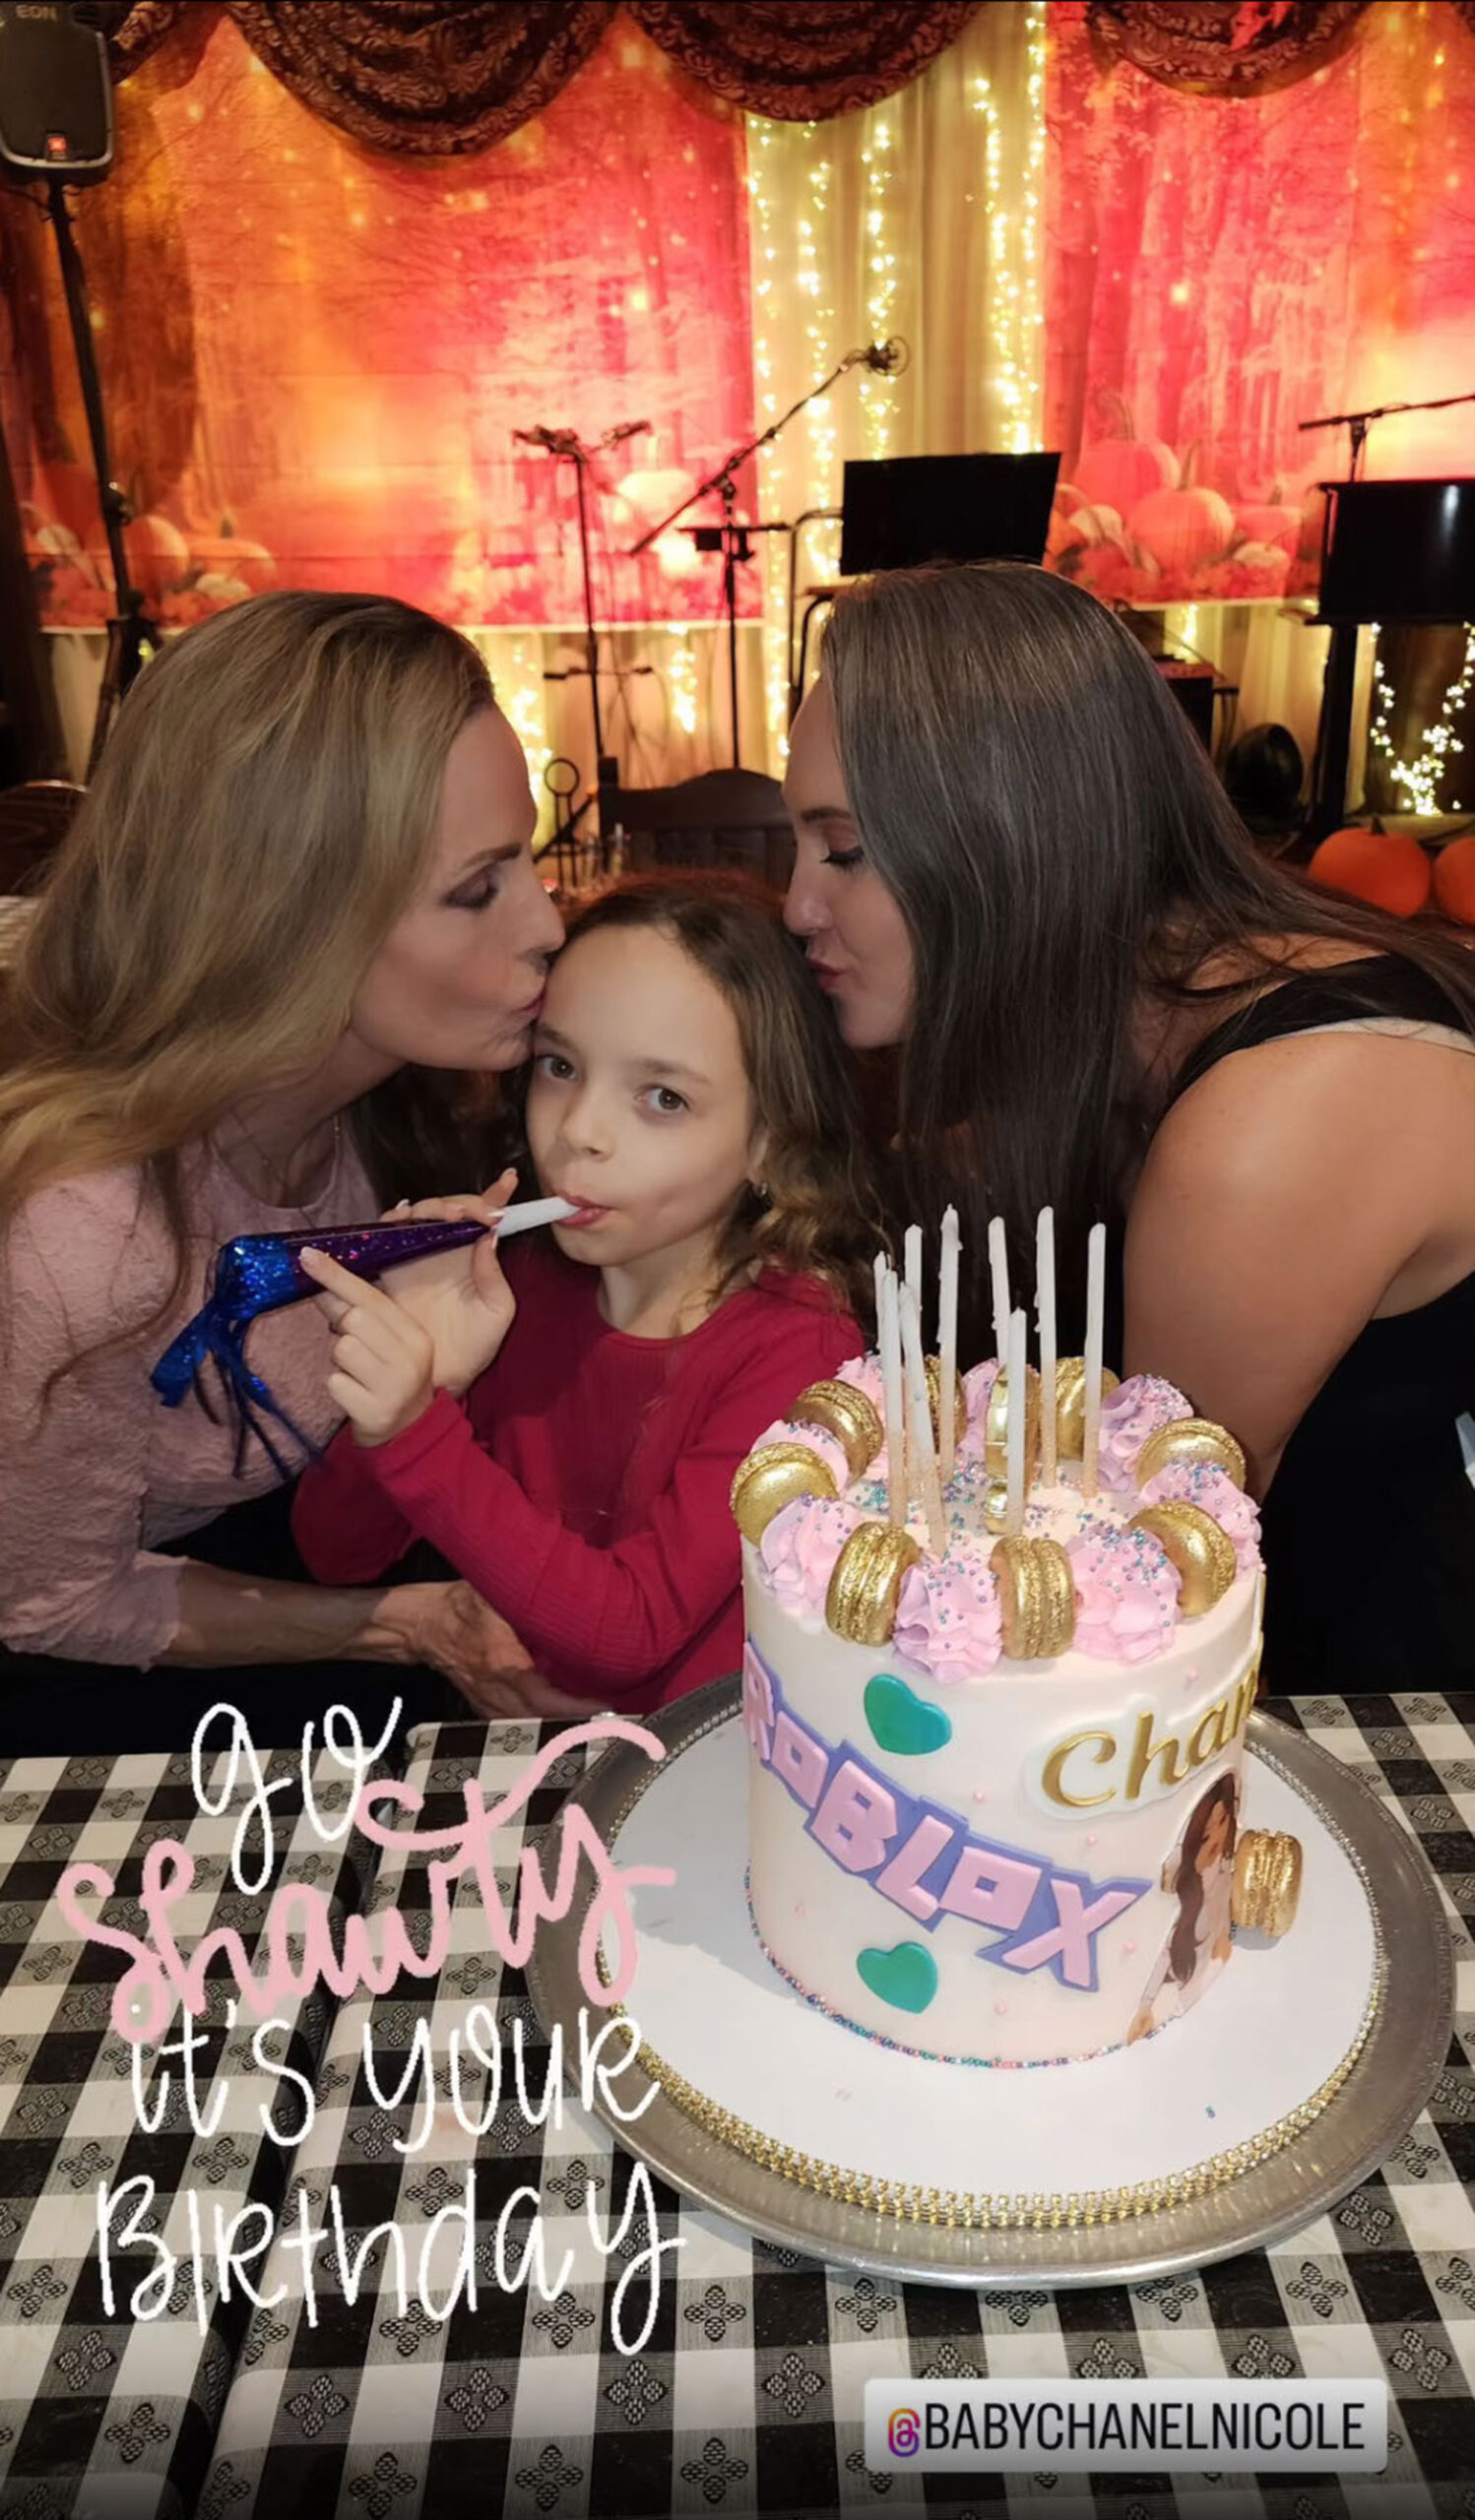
527,1682,1451,2287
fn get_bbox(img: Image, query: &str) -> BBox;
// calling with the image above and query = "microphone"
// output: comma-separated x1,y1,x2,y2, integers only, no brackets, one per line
512,424,579,453
864,338,908,375
602,418,652,447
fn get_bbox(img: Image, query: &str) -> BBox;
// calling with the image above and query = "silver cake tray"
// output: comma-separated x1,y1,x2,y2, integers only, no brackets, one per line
527,1678,1451,2286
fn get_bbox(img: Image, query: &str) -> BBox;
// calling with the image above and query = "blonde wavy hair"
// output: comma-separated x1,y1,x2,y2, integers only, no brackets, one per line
550,873,882,1321
1,589,504,1347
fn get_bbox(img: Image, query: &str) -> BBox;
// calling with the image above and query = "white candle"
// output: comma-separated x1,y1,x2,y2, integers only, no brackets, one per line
904,1223,924,1339
876,1254,907,1528
1083,1222,1107,1499
1036,1206,1058,1488
1005,1305,1028,1537
938,1206,960,1480
988,1215,1009,1363
900,1281,946,1553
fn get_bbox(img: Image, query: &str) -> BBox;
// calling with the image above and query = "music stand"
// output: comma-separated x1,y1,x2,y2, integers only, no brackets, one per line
792,451,1060,714
1308,476,1475,841
840,451,1058,575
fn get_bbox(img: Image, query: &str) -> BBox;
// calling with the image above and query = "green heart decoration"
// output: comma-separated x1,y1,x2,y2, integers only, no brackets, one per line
864,1671,953,1756
856,1939,938,2014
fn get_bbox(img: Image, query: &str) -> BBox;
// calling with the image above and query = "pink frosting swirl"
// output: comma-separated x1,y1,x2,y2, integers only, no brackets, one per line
1096,1374,1192,1494
751,1418,850,1492
1066,1520,1181,1662
835,1354,885,1413
757,1495,864,1619
1140,1460,1261,1575
893,1538,1002,1682
956,1359,1001,1462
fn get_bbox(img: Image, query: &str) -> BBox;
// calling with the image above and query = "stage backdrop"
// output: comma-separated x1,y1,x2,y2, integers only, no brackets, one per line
0,12,758,635
1044,0,1475,607
2,0,1473,784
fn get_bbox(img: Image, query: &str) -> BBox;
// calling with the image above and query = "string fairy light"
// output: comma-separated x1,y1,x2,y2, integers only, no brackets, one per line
746,119,793,769
860,119,898,461
743,10,1046,767
1368,627,1474,817
971,0,1045,452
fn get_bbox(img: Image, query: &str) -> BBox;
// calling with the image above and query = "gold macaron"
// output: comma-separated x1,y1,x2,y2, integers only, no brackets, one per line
924,1354,969,1451
1127,1500,1237,1616
790,1378,883,1480
989,1535,1077,1661
984,1361,1043,1482
825,1520,923,1646
1054,1357,1122,1461
1135,1416,1248,1490
1232,1828,1303,1938
731,1442,837,1545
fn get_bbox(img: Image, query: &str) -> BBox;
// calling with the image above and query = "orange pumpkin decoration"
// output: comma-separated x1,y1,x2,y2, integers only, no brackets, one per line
1074,392,1179,517
188,517,276,594
1235,503,1299,557
1309,826,1432,918
1433,834,1475,927
1129,484,1236,576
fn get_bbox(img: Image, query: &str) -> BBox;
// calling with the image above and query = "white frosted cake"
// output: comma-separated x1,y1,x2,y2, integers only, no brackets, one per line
732,1354,1295,2069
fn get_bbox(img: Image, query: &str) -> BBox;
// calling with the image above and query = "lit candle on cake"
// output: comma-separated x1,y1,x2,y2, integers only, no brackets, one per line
1005,1305,1028,1535
989,1215,1009,1362
1037,1206,1058,1489
900,1279,946,1552
938,1205,960,1480
1082,1221,1107,1498
875,1254,907,1528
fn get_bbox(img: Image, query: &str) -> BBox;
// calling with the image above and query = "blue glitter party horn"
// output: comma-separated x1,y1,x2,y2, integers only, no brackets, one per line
151,1198,576,1475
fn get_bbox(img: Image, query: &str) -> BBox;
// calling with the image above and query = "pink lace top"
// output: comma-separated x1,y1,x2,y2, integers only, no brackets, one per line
0,1136,377,1667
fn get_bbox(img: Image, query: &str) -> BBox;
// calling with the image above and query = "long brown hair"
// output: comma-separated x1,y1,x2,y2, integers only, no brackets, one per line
823,561,1475,1353
551,872,882,1320
0,590,511,1359
1168,1771,1239,1988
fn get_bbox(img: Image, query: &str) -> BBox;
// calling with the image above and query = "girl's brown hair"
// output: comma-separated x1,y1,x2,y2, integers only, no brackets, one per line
1,590,512,1361
555,872,882,1321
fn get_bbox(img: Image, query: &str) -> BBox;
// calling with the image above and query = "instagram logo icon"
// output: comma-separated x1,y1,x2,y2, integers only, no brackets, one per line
888,2410,921,2457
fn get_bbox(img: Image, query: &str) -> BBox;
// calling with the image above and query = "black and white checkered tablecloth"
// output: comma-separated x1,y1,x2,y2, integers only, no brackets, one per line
0,1738,382,2519
5,1696,1475,2520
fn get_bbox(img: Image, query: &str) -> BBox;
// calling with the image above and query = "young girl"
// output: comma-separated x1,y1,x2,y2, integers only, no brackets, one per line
290,875,873,1713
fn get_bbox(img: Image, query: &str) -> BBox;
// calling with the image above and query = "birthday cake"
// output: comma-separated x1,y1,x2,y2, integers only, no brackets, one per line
732,1312,1298,2070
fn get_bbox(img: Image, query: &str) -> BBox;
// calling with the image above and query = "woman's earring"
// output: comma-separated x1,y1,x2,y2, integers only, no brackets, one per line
752,1179,769,1202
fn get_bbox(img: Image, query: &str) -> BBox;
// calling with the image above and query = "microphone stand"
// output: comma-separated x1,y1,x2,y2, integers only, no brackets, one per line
44,175,160,772
626,348,889,771
1298,388,1475,481
514,420,645,868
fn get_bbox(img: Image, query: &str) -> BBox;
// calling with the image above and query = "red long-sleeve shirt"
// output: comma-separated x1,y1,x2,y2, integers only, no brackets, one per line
291,1237,861,1709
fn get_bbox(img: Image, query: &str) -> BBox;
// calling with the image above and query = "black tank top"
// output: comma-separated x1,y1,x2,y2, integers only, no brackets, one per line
1164,953,1475,1693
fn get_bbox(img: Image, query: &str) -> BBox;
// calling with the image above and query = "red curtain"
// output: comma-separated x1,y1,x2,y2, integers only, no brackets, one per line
1084,2,1371,97
94,0,985,145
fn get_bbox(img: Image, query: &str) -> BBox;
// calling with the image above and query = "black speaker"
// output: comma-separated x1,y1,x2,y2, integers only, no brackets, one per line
0,4,113,186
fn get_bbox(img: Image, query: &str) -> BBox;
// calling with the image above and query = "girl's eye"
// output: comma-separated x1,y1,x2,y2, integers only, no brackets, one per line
535,1051,576,1081
643,1085,688,1115
822,845,864,870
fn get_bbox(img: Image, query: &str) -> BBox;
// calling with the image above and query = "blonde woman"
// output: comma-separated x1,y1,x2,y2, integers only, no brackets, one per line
0,591,563,1751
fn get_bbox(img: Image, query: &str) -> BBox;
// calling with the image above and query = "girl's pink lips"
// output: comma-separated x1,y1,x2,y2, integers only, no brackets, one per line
558,1201,609,1228
807,961,845,993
